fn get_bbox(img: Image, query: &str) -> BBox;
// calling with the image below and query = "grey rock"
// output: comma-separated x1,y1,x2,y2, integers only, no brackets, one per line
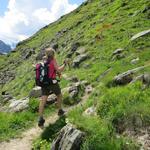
130,75,143,84
68,85,78,98
112,53,125,60
112,48,124,56
72,54,88,68
8,98,29,112
69,90,78,98
62,82,83,100
114,66,148,85
2,93,13,103
131,57,139,64
85,85,93,94
51,124,84,150
83,106,97,116
143,73,150,86
112,48,125,60
46,94,57,105
71,42,80,52
131,29,150,41
29,86,41,98
114,73,133,85
76,47,86,55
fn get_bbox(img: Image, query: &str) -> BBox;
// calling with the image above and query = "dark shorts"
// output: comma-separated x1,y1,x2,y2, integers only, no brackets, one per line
41,83,61,96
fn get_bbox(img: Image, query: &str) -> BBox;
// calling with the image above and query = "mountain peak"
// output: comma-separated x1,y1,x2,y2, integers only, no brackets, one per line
0,40,11,53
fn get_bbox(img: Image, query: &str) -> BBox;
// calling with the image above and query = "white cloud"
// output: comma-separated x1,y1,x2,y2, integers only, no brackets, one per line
33,8,56,24
0,0,78,46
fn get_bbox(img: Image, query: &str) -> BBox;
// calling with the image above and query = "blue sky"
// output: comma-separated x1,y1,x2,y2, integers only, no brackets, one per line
0,0,9,16
0,0,84,45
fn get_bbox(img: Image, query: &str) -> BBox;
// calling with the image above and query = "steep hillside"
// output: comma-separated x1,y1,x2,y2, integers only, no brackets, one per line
0,0,150,149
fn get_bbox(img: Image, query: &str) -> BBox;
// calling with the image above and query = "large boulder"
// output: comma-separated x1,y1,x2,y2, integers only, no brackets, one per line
8,98,29,112
72,54,88,68
29,86,41,98
130,29,150,41
114,66,148,85
114,71,133,85
51,124,84,150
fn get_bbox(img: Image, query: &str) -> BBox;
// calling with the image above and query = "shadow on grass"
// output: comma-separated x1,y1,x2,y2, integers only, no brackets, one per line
41,116,66,141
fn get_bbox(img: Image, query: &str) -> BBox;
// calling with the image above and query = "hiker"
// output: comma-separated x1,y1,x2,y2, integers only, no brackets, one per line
38,47,69,127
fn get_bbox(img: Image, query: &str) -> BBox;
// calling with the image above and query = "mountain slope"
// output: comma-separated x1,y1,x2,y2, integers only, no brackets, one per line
0,40,11,54
0,0,150,149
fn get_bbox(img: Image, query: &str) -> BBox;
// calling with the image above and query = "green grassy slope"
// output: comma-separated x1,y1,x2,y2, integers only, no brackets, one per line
0,0,150,149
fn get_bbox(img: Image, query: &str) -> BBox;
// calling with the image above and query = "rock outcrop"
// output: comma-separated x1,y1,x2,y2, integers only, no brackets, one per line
29,86,41,98
130,29,150,41
72,54,88,68
111,48,125,60
8,98,29,112
51,124,84,150
114,65,149,85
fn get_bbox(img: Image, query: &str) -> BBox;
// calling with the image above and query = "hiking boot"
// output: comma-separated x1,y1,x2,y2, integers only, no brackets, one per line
58,109,65,116
38,117,45,127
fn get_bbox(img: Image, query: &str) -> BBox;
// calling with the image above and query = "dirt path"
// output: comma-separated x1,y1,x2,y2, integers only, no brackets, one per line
0,90,92,150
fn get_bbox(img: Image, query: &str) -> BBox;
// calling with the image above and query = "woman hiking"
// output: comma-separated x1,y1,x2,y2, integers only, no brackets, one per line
38,47,68,127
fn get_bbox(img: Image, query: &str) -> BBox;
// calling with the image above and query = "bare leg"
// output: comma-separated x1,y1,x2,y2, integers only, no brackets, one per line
39,95,48,118
56,94,62,110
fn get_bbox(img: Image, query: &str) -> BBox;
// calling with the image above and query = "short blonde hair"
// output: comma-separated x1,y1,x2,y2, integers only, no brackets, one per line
45,47,55,59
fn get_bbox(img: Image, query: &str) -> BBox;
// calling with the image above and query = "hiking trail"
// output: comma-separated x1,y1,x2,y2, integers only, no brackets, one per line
0,90,92,150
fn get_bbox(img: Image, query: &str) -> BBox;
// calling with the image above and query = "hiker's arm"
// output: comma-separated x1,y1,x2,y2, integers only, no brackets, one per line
53,59,66,73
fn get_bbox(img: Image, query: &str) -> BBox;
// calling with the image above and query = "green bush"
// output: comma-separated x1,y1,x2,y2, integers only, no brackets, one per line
29,98,39,113
0,112,36,141
97,82,150,131
33,139,50,150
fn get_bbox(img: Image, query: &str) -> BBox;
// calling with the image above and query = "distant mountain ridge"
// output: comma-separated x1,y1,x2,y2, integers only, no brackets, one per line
0,40,11,53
